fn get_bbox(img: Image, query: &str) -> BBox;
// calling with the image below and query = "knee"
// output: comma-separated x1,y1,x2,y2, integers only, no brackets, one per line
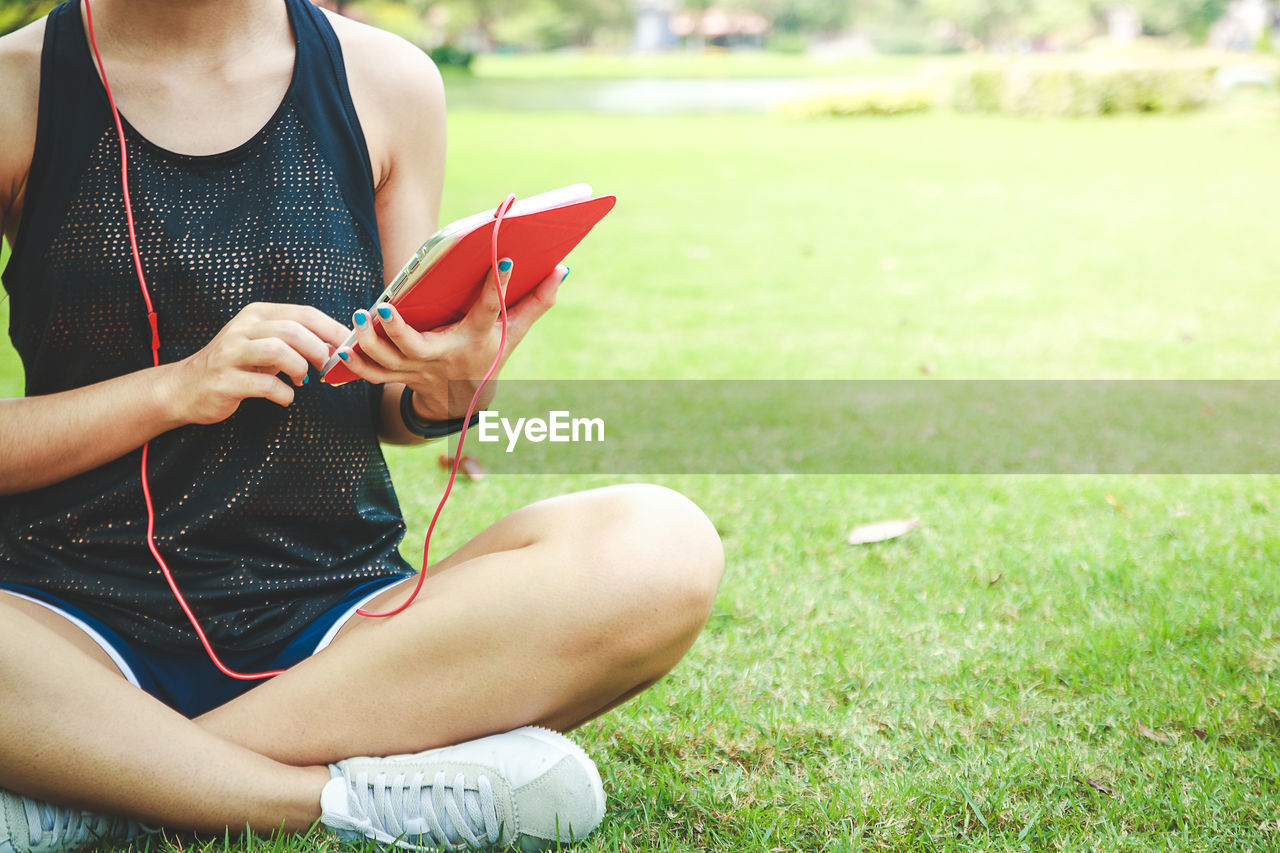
585,483,724,641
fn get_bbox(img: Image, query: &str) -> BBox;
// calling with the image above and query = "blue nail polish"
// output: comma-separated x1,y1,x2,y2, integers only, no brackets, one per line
302,374,310,385
561,266,571,283
498,259,513,273
338,351,350,361
377,305,392,320
354,310,368,326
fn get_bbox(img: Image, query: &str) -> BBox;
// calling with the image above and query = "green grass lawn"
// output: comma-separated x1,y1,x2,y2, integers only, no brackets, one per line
4,107,1280,851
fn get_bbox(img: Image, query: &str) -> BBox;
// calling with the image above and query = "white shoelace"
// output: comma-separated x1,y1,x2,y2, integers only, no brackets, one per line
22,800,112,852
21,798,156,853
351,770,500,850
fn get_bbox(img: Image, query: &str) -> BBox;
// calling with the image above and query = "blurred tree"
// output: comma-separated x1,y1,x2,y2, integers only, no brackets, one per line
433,0,628,47
431,0,525,45
714,0,890,34
1129,0,1228,39
714,0,1096,40
761,0,855,33
0,0,54,36
1021,0,1094,39
544,0,631,43
915,0,1231,43
351,0,1246,50
0,0,1232,50
922,0,1039,44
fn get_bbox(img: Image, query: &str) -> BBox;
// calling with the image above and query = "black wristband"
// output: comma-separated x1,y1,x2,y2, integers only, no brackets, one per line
399,386,481,439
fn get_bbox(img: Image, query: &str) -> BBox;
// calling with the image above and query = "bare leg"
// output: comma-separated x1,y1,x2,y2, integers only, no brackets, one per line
0,484,721,833
2,596,122,675
198,484,724,766
0,598,329,832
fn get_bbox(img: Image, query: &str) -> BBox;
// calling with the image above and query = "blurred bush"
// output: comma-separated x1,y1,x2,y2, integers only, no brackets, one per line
765,32,809,55
427,43,475,71
951,67,1007,112
951,63,1217,116
784,87,936,117
781,60,1239,119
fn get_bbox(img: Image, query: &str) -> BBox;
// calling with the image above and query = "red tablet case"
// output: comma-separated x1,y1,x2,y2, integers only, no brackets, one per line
323,193,616,385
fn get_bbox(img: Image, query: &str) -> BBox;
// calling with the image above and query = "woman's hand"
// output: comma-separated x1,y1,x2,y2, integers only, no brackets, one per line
164,302,351,425
335,260,569,422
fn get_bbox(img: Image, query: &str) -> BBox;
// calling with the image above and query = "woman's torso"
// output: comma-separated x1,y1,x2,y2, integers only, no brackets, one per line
0,0,413,654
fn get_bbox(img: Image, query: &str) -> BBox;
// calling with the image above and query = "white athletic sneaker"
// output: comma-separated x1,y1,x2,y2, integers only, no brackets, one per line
321,726,606,852
0,788,156,853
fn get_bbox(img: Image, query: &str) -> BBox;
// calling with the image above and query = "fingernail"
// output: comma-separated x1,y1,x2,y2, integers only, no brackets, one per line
560,266,571,283
498,258,513,273
302,374,310,385
338,350,350,361
377,305,392,320
354,310,368,326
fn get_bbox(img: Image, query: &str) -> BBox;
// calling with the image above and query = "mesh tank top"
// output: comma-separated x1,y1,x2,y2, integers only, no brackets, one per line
0,0,413,653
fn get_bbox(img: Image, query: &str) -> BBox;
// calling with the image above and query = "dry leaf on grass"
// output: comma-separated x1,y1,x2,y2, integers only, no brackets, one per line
1105,493,1126,514
847,518,919,545
1136,723,1171,743
437,454,487,481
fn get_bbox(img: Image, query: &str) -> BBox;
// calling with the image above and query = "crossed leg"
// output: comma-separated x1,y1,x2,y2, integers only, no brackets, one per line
0,484,724,834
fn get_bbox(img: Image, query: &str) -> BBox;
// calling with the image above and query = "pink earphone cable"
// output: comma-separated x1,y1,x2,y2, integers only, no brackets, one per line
357,194,514,619
85,0,507,678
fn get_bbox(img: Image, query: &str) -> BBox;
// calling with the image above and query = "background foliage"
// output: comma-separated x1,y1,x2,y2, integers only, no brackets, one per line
0,0,1251,48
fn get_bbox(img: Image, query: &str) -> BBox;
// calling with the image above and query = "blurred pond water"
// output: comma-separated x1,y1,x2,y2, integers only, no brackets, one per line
444,76,870,113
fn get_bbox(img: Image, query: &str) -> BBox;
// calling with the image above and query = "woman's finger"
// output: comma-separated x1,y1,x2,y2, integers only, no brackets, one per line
236,302,351,349
243,319,335,368
332,344,400,386
369,303,439,362
236,371,296,409
460,258,511,334
351,308,410,373
239,337,311,385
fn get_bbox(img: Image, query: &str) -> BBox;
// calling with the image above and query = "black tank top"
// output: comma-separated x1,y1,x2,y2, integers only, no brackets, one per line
0,0,412,653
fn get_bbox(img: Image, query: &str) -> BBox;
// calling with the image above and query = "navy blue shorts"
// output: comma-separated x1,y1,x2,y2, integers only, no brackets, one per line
0,577,405,718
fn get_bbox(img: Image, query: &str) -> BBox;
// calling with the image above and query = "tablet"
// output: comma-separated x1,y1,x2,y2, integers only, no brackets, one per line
322,184,616,385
